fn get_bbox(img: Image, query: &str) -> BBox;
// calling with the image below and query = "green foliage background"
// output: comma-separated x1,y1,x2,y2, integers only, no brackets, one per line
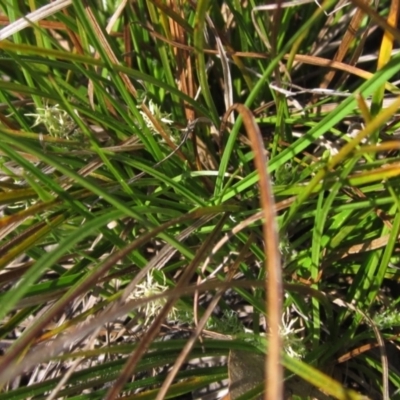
0,0,399,399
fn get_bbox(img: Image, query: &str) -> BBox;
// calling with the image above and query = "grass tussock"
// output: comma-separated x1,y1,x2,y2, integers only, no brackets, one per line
0,0,400,399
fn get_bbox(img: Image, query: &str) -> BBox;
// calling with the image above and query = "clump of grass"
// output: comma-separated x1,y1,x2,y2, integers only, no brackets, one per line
0,1,399,399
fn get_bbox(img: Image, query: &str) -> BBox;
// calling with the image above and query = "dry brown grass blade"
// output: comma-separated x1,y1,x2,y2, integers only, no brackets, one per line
0,279,263,387
160,1,201,168
335,233,400,259
311,0,350,54
0,215,64,267
319,4,366,90
122,8,132,68
0,15,66,30
0,0,72,40
199,199,296,286
334,1,378,90
44,330,101,400
337,332,400,364
0,279,327,388
141,6,194,163
154,230,252,400
332,298,389,400
83,1,129,113
342,185,393,231
104,215,229,400
320,233,400,276
292,54,399,93
0,252,86,291
0,208,223,386
165,0,195,121
119,215,216,304
222,104,282,400
206,14,234,124
83,1,188,162
144,108,189,163
139,26,399,93
350,0,400,44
